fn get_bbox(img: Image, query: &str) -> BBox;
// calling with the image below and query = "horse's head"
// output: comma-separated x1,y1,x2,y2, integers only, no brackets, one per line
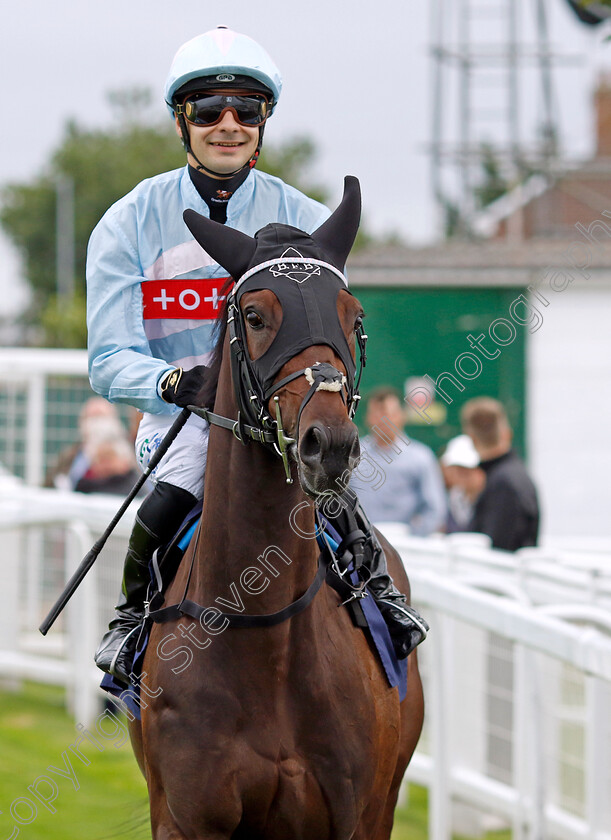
184,176,366,498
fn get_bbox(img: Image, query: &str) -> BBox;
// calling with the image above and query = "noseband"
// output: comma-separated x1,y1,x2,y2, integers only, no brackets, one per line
189,257,367,483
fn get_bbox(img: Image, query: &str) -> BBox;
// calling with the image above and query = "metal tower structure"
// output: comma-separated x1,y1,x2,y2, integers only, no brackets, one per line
430,0,579,236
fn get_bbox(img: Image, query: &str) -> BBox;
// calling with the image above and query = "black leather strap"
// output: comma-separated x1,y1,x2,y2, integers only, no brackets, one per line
147,550,329,629
337,528,367,571
187,404,276,445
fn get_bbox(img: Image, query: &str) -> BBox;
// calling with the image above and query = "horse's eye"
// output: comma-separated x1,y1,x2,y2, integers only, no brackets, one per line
354,314,364,331
245,310,264,330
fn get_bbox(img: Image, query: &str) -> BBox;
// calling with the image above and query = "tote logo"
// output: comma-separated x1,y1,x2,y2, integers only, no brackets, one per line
142,277,232,319
269,248,321,283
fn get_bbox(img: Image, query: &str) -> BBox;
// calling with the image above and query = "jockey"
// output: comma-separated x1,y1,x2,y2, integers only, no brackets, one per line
88,26,427,685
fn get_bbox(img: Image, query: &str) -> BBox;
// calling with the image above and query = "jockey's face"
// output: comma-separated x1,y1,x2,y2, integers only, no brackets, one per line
175,109,259,178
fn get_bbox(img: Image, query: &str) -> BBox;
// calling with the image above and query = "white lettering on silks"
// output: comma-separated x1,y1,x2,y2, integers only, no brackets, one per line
203,288,226,309
178,290,201,310
152,289,176,309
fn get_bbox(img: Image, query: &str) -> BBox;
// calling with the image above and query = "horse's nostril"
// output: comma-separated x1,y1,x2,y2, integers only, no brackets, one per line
299,425,328,465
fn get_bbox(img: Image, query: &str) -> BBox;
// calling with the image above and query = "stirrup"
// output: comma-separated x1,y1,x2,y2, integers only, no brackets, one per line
388,602,429,641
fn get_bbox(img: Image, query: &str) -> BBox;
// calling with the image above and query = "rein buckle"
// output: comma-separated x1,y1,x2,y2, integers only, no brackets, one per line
232,414,245,444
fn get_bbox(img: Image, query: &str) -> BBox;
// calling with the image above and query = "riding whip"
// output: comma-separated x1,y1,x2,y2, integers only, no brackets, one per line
39,407,191,636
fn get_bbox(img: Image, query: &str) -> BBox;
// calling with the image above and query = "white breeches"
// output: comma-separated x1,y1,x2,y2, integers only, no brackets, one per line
135,412,209,499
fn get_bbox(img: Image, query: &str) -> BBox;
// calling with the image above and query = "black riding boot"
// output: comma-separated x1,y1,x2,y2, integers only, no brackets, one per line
94,481,197,684
330,495,429,660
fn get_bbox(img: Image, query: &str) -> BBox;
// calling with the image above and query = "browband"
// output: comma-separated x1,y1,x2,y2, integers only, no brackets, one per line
231,258,349,296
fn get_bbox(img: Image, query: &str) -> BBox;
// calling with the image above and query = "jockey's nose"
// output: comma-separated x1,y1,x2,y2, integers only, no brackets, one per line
217,110,241,130
299,422,360,483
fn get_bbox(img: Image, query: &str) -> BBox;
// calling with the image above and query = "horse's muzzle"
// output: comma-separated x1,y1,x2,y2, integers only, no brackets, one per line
298,421,360,497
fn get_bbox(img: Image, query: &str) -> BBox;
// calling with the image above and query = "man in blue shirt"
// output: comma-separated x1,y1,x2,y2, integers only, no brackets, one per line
352,387,447,535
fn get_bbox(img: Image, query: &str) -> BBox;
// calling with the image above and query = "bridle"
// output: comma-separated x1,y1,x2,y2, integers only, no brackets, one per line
189,257,367,483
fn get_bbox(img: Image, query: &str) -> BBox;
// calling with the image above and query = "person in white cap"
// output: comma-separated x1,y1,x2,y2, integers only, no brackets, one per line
87,26,331,683
440,434,485,533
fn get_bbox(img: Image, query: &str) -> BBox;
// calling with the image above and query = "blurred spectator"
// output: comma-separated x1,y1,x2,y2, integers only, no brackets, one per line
75,435,141,496
461,397,540,551
351,387,447,535
440,435,485,533
45,397,126,490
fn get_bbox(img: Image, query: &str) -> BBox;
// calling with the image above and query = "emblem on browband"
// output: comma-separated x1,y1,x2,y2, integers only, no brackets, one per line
269,248,321,284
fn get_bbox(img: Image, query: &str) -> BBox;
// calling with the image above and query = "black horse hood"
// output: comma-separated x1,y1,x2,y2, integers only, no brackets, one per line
183,176,362,392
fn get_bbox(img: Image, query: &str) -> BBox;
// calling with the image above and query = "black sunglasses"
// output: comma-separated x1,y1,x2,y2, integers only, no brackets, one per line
177,93,269,127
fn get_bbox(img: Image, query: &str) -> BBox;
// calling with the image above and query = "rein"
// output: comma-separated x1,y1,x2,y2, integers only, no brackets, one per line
188,360,352,484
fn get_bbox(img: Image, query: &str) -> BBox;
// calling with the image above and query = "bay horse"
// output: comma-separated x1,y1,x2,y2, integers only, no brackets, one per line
129,177,424,839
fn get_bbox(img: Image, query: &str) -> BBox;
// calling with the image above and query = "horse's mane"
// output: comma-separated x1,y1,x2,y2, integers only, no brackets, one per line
198,277,234,409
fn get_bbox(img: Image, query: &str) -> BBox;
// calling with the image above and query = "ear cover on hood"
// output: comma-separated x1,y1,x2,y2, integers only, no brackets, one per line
310,175,361,272
183,210,257,279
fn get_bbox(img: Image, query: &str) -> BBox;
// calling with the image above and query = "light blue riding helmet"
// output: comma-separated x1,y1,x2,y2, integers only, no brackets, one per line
164,25,283,115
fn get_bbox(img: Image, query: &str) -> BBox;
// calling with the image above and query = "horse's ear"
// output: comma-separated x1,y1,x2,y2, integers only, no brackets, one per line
183,209,258,279
310,176,361,271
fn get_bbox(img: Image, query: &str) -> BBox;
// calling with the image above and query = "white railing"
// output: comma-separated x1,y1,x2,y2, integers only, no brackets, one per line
376,525,611,840
0,479,136,726
1,487,610,839
0,347,131,488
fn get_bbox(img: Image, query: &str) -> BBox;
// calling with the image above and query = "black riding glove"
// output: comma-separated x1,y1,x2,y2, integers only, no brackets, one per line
159,365,209,408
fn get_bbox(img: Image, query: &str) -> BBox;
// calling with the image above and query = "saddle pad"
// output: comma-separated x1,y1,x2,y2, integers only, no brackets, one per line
320,522,407,702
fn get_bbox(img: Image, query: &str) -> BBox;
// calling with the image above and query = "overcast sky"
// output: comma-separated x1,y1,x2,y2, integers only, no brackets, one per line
0,0,609,314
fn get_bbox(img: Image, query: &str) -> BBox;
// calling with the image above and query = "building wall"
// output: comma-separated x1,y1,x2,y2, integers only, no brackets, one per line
496,179,611,240
351,279,611,540
528,283,611,539
352,286,527,457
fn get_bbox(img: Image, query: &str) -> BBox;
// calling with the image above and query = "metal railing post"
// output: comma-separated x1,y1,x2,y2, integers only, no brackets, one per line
25,373,46,486
66,521,101,726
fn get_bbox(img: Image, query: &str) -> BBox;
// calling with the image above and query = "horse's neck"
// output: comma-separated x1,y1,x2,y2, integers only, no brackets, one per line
192,359,318,604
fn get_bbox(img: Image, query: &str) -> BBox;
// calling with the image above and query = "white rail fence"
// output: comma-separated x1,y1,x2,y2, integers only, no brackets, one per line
0,347,140,487
0,481,136,725
1,485,611,839
382,524,611,840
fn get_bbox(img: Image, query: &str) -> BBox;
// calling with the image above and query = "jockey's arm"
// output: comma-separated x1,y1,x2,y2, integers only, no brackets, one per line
86,212,175,415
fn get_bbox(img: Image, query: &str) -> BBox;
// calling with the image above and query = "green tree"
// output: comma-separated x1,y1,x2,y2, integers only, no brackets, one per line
0,88,339,348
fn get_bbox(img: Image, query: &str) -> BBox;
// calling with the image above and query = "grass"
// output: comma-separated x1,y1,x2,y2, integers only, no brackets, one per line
0,682,509,840
0,681,149,840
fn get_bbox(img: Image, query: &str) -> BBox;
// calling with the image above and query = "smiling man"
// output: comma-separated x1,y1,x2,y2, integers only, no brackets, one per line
86,26,331,683
87,26,426,685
